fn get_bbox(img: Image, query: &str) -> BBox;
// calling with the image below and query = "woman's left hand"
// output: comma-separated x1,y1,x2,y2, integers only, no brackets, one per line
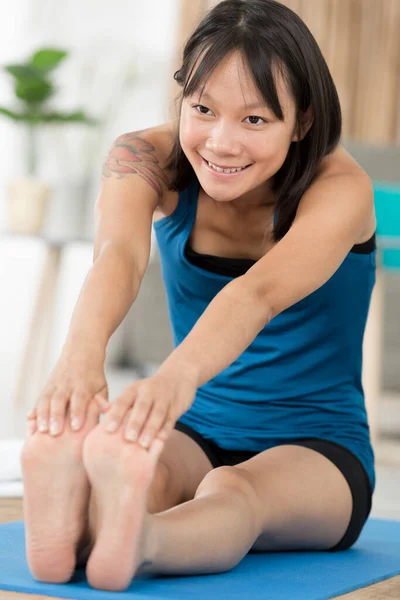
96,372,197,449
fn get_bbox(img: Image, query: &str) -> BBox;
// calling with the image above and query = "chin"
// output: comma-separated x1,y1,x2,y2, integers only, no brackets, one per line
202,187,239,204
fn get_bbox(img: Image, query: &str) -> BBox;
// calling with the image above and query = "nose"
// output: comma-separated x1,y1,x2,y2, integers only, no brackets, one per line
205,121,242,157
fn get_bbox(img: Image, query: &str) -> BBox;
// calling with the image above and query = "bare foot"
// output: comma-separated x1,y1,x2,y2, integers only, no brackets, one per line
21,401,101,583
83,425,164,592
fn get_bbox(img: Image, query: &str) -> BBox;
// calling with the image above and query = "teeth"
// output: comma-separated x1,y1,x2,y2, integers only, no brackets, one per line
207,161,246,174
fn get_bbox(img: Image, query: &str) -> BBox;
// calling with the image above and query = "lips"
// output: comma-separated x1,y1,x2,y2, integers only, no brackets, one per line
202,156,251,169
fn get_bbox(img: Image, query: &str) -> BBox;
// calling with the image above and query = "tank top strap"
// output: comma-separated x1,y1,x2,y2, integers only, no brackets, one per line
186,178,201,220
153,177,199,233
172,177,199,226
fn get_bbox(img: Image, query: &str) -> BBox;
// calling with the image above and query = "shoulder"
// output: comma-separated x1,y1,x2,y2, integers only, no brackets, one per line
139,121,178,211
297,144,375,243
105,121,178,210
138,120,178,176
316,143,370,180
322,143,375,210
142,119,176,154
301,143,374,217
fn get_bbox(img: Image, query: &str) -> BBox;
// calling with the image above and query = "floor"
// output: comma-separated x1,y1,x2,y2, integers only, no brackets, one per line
0,394,399,599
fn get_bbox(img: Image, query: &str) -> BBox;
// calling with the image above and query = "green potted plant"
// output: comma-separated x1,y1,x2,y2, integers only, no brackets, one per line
0,47,98,234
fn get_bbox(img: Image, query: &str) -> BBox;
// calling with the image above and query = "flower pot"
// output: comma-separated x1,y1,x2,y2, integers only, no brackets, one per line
6,177,51,234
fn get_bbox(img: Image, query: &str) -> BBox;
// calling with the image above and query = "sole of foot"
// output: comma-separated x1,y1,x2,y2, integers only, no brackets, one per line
83,425,164,592
21,401,101,583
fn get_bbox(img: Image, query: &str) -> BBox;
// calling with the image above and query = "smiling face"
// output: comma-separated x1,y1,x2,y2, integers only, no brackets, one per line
179,50,303,210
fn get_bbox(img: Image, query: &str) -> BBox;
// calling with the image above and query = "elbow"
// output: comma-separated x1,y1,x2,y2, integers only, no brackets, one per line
256,287,276,323
238,272,284,323
231,276,274,327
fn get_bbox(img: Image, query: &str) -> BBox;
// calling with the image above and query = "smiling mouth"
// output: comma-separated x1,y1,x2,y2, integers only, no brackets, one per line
201,156,252,174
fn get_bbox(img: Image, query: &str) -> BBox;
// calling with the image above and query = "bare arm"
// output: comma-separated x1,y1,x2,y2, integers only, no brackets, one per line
62,128,172,359
28,127,174,435
62,245,141,359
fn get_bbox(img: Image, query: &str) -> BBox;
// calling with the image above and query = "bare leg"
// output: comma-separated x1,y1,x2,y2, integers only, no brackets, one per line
140,482,261,576
84,423,262,591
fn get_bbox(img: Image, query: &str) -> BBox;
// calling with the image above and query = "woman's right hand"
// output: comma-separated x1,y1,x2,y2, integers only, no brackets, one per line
26,349,111,437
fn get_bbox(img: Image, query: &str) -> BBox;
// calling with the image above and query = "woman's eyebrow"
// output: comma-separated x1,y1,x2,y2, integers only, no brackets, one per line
199,91,267,110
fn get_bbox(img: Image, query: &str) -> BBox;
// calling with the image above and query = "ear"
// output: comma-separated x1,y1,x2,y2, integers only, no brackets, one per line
292,106,314,142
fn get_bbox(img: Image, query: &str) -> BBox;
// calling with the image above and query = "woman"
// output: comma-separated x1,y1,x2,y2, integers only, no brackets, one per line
23,0,376,592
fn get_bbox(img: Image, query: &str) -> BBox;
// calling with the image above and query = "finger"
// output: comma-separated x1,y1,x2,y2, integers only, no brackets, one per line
48,391,69,436
86,395,104,427
36,394,52,433
123,393,153,443
148,436,165,463
102,386,137,433
94,394,110,413
136,403,169,449
122,412,131,429
25,416,37,438
26,407,37,420
69,390,90,431
156,419,175,442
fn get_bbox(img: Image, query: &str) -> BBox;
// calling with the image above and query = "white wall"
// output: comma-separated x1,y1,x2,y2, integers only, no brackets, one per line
0,0,180,238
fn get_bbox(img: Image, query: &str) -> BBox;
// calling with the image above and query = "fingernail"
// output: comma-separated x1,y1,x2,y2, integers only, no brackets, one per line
106,420,118,433
125,429,138,442
139,435,151,448
50,419,61,435
71,417,80,431
38,419,48,432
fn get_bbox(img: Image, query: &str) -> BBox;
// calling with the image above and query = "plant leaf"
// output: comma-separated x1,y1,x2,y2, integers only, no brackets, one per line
15,79,54,103
40,110,99,125
5,65,44,81
30,49,68,72
0,107,25,121
0,106,99,125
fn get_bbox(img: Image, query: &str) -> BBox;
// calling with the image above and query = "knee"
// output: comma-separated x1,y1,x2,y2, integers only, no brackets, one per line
195,465,257,501
195,466,263,537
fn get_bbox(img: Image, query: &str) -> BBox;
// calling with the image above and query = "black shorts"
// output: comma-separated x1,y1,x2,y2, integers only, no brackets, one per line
174,421,373,552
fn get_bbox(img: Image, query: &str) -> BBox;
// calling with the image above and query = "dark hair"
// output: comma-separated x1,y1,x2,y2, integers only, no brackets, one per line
165,0,342,241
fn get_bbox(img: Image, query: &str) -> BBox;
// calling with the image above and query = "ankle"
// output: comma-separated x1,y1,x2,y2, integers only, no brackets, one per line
138,514,158,575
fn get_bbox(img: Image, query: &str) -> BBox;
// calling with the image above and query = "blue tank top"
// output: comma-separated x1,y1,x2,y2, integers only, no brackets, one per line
153,178,377,491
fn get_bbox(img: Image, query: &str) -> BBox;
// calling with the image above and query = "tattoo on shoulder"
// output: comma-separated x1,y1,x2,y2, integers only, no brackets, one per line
102,131,171,200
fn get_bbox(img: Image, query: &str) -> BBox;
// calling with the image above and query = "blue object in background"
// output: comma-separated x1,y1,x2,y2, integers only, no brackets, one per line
374,181,400,270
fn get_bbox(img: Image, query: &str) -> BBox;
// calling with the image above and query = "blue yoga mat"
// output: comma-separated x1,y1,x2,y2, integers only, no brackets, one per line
0,518,399,600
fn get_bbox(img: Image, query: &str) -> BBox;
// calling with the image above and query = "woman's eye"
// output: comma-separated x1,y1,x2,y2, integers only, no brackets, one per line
245,116,266,125
192,105,266,125
193,104,211,115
